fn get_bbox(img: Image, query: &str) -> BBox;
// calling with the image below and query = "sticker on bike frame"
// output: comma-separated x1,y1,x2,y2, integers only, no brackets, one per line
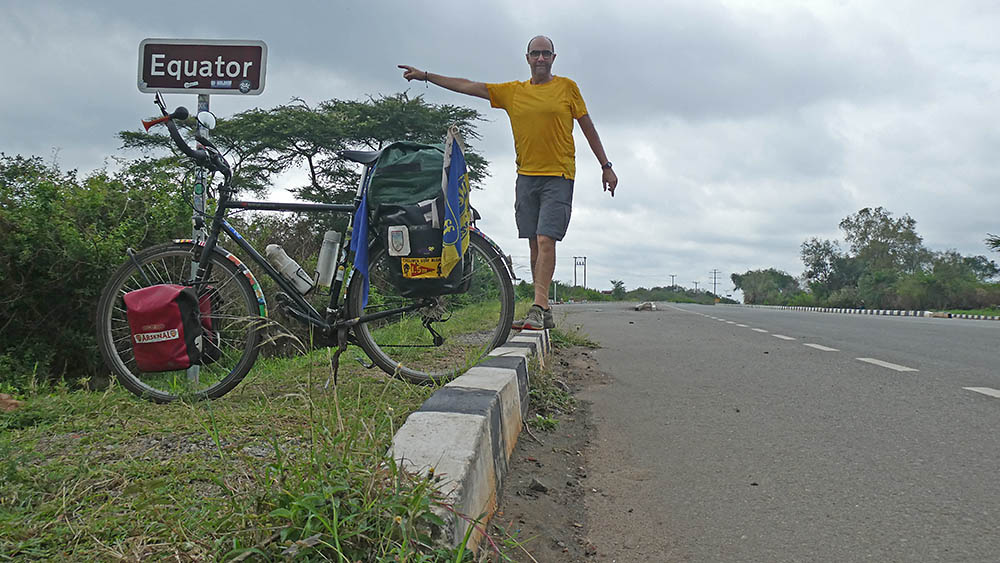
175,239,268,316
401,257,444,279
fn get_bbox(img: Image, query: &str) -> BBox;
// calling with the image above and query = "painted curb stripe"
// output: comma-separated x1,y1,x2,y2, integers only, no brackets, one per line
392,330,548,550
501,341,536,350
391,412,496,545
449,368,524,460
480,355,529,417
418,387,508,492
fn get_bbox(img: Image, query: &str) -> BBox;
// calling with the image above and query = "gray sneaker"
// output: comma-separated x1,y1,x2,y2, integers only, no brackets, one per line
543,307,555,329
512,305,546,331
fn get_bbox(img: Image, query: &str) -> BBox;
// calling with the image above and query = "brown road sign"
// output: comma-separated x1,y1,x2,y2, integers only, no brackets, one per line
138,39,267,95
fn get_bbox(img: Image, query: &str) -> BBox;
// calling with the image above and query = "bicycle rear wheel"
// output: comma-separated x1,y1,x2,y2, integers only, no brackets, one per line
347,231,515,384
95,242,264,402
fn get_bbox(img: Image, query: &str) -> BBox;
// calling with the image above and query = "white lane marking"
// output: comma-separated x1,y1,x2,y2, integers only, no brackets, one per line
803,343,839,352
736,324,748,328
963,387,1000,399
752,328,769,333
773,334,796,341
726,321,736,324
856,358,919,372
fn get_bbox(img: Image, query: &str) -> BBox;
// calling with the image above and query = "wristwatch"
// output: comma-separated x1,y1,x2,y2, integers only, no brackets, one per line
602,161,613,170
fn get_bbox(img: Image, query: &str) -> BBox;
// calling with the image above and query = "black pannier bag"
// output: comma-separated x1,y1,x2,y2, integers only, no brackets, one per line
124,284,204,372
368,141,470,297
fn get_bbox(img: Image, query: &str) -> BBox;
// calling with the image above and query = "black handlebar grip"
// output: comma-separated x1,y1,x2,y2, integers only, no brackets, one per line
171,106,190,121
164,118,209,165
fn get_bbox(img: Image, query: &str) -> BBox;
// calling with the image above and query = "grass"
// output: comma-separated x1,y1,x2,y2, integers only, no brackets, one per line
523,321,598,431
364,300,509,375
3,305,596,561
0,344,483,561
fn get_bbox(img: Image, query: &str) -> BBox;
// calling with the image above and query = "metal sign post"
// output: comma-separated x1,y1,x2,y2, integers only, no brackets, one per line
192,93,210,245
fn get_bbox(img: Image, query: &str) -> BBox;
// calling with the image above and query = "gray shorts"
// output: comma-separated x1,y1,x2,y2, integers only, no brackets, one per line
514,175,574,241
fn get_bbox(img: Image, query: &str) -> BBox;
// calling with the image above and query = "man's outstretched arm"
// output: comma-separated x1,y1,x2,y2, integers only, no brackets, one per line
398,65,490,100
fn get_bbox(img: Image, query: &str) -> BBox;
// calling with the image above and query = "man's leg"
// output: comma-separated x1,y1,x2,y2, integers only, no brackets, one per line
513,175,568,330
513,235,555,330
530,235,555,309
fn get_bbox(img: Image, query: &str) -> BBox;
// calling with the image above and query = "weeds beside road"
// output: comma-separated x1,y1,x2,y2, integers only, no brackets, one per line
1,323,587,561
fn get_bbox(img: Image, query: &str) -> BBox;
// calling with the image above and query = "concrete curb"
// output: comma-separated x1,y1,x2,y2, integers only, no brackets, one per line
739,304,1000,321
390,330,550,550
726,304,933,317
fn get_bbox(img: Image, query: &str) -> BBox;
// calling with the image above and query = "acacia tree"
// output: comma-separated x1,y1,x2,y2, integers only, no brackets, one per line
120,92,489,202
987,233,1000,253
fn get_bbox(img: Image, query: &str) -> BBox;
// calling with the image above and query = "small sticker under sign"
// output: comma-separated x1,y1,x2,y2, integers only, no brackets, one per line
401,257,443,279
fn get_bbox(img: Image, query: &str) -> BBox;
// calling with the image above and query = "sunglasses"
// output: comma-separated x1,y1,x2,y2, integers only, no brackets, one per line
527,50,554,59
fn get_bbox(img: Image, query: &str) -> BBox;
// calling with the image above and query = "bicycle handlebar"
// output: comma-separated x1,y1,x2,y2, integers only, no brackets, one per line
142,95,232,184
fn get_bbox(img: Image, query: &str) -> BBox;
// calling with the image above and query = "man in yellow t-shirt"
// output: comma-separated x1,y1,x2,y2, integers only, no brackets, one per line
399,35,618,330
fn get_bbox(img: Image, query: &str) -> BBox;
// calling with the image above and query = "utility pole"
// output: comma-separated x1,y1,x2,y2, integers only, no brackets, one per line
670,274,676,288
710,269,721,296
574,256,587,288
693,281,700,291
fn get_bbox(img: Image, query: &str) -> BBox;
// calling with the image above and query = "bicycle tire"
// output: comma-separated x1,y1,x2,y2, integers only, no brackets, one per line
347,231,515,384
95,242,264,402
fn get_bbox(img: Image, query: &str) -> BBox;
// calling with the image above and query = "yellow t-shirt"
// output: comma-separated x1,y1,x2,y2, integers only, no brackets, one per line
487,76,588,180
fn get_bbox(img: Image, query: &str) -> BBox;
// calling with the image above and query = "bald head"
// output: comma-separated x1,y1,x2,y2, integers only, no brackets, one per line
526,35,555,54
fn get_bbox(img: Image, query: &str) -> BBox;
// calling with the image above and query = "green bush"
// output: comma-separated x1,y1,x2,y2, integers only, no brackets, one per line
0,155,190,390
826,286,861,308
788,292,819,307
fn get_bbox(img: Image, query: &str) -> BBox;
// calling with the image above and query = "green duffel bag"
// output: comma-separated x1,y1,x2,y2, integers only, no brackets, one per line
367,141,470,297
367,142,444,210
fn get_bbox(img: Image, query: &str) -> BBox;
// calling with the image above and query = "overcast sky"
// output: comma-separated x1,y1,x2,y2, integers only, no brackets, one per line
4,0,1000,295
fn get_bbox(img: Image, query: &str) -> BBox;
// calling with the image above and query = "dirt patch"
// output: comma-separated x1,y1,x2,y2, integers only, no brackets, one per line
0,393,23,412
485,345,610,562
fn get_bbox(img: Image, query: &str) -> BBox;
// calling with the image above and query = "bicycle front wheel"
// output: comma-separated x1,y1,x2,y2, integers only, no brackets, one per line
95,242,264,402
347,231,515,384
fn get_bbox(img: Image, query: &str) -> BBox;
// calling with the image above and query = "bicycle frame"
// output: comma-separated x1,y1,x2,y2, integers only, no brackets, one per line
187,160,429,339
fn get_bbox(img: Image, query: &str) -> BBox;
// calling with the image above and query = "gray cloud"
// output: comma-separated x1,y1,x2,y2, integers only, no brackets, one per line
3,0,1000,295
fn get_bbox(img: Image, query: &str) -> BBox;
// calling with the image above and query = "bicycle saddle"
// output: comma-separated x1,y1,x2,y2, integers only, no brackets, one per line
337,149,383,165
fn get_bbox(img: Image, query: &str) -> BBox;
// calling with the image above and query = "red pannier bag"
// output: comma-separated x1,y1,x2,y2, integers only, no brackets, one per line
124,284,204,372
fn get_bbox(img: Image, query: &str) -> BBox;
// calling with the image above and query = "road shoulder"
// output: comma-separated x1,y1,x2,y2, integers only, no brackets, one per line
486,345,609,561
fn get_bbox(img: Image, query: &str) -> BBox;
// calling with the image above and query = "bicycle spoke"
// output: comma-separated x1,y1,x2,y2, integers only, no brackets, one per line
97,243,261,402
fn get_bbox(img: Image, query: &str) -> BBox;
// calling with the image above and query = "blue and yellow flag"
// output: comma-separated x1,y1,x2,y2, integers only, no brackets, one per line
440,127,470,277
349,186,371,307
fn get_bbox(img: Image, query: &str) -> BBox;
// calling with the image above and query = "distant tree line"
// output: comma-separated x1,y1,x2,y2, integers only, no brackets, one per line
515,279,738,306
732,207,1000,310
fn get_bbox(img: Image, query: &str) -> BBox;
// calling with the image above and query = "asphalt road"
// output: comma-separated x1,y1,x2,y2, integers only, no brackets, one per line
558,302,1000,563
